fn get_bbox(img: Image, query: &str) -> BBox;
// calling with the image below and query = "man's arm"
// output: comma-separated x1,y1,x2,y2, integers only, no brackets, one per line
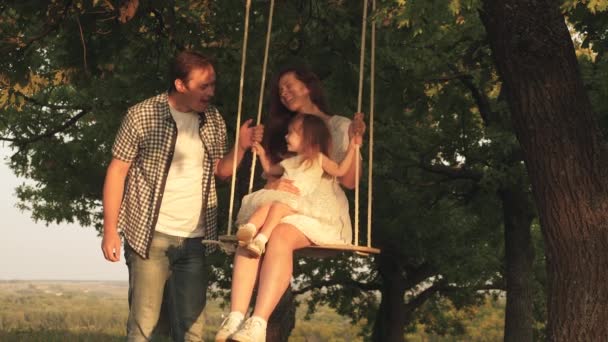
214,119,264,180
215,144,247,180
101,158,131,262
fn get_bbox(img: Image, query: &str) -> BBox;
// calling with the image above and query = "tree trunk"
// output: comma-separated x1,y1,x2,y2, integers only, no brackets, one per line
500,188,535,342
481,1,608,340
266,286,296,342
372,251,407,342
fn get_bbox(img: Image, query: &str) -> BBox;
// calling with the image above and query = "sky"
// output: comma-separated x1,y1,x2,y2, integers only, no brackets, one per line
0,146,127,281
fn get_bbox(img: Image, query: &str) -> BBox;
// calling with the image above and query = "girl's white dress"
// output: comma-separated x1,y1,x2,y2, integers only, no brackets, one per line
235,115,354,245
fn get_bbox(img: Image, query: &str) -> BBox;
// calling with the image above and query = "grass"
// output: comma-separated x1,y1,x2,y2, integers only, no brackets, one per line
0,280,505,341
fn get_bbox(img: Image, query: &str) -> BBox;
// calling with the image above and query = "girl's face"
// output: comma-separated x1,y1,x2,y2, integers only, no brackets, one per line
285,121,303,153
278,72,311,113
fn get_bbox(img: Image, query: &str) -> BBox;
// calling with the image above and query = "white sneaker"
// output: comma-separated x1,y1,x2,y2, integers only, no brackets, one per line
231,317,267,342
236,223,257,246
214,313,244,342
245,238,266,258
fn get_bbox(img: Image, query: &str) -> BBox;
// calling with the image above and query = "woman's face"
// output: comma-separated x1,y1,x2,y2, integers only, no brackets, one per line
278,72,311,113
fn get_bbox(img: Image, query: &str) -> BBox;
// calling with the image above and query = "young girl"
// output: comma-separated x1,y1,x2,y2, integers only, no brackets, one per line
234,113,359,257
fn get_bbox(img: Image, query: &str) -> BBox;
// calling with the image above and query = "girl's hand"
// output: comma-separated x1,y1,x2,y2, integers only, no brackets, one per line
252,142,266,156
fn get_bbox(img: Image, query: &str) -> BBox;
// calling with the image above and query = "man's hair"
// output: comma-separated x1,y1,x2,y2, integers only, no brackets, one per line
168,51,214,93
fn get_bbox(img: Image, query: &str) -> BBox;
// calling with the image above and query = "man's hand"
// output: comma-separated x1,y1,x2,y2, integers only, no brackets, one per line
101,228,122,262
238,119,264,150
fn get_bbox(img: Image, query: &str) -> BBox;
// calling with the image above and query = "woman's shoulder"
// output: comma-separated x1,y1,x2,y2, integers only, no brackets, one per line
328,114,352,125
327,115,351,133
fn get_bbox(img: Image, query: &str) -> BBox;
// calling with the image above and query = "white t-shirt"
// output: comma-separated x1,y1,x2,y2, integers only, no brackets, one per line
155,105,206,237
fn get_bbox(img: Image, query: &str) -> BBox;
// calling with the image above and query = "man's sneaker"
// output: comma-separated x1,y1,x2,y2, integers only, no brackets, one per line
245,238,266,258
236,223,256,246
231,317,267,342
214,313,244,342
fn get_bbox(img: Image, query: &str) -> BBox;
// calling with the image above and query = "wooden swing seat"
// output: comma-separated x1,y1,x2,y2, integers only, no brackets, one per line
204,235,380,257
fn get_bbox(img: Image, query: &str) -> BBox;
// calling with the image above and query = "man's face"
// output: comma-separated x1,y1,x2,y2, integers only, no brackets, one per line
177,66,216,113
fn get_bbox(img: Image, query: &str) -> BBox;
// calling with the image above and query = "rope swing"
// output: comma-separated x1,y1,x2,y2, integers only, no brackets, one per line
227,0,253,235
211,0,379,256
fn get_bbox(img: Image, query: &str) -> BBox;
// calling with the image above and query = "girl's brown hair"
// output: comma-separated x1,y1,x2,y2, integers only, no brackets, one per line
290,114,331,166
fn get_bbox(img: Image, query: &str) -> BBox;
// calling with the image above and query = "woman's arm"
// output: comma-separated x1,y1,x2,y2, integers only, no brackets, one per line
337,113,365,189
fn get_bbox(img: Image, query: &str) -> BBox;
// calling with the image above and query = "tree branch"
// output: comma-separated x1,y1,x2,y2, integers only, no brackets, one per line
405,281,446,312
419,162,483,181
13,91,89,112
75,15,89,74
455,72,495,127
293,278,381,296
12,1,73,51
0,109,90,146
425,66,496,128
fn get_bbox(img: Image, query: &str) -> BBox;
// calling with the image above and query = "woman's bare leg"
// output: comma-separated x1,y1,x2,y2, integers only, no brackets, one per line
251,223,311,320
230,248,263,314
258,202,296,238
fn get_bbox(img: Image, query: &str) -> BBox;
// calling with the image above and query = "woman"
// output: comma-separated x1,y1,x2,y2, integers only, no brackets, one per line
215,65,365,342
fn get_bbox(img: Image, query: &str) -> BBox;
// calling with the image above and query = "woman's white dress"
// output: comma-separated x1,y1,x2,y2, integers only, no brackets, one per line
235,115,354,245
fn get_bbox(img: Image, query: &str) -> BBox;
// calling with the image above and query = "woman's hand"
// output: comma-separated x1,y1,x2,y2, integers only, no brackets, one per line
265,178,300,195
348,112,366,146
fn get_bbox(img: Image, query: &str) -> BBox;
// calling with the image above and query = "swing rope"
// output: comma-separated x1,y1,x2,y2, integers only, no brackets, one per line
248,0,276,194
354,0,369,247
227,0,253,235
367,0,376,248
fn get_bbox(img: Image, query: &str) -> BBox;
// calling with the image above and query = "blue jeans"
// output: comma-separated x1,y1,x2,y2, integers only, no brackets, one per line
125,231,208,341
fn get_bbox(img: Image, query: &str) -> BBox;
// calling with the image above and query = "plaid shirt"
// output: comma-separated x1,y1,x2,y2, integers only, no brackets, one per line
112,93,227,258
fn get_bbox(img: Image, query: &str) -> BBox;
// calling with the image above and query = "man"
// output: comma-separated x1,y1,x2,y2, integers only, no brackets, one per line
101,50,262,341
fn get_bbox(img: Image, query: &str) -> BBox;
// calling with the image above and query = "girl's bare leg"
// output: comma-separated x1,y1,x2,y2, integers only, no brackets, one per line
237,204,272,244
230,248,263,314
251,223,311,320
258,202,296,238
245,203,272,229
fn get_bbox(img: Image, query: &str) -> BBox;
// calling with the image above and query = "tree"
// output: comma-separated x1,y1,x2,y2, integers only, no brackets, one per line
1,1,563,341
481,0,608,340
